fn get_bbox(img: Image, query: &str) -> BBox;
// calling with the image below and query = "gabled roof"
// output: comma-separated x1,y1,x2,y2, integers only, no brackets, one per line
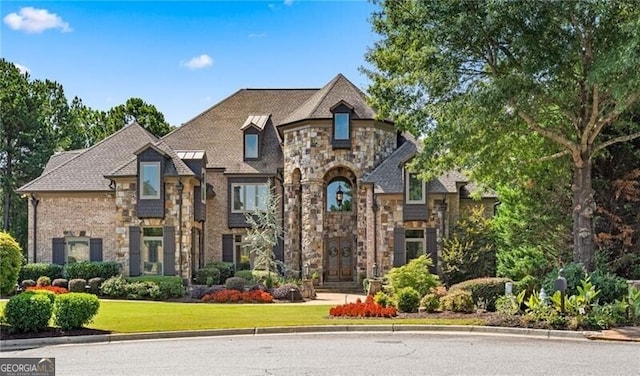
163,88,317,174
280,74,377,125
18,123,159,192
240,115,270,131
106,141,197,178
42,149,85,174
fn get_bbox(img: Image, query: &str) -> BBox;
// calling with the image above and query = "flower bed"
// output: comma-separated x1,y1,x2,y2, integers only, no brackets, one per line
329,296,397,318
26,285,69,294
201,289,274,303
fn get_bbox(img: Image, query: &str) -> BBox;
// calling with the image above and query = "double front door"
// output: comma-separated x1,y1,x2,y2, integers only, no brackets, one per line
325,237,353,282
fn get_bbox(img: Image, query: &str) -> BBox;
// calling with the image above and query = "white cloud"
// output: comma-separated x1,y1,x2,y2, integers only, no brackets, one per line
283,0,294,5
14,63,30,74
3,7,72,33
181,54,213,70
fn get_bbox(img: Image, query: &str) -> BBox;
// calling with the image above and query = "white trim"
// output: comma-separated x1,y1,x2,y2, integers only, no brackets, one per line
140,161,161,199
65,236,90,263
244,133,259,159
231,183,268,213
404,228,426,261
405,170,426,204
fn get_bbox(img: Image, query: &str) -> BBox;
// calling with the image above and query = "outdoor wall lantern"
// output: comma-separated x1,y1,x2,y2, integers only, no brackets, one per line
372,263,379,279
336,184,344,207
304,262,310,280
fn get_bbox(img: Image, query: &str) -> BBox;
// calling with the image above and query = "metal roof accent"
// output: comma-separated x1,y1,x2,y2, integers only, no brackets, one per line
241,114,270,130
176,151,206,160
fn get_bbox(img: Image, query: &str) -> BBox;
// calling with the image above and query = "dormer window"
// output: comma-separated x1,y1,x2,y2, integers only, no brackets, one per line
331,102,353,149
406,170,426,204
244,133,259,159
140,162,161,199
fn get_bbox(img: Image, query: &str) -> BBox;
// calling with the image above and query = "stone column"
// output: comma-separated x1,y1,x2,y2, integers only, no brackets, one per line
283,182,301,274
301,179,324,282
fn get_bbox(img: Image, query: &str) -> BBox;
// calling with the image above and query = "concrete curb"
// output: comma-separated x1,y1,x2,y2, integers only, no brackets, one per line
0,325,591,351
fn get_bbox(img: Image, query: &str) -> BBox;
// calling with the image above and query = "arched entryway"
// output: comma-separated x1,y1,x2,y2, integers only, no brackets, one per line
323,168,357,282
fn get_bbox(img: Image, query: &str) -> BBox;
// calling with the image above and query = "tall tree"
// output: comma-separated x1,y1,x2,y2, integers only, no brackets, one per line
103,98,172,139
0,59,66,247
365,1,640,270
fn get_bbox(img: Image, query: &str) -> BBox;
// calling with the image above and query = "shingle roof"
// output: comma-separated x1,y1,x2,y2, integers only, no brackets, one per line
18,123,159,192
163,88,318,174
281,74,376,125
106,141,197,178
241,115,270,131
42,150,85,174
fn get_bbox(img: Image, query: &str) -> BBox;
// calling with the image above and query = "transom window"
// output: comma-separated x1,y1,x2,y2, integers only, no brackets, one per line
333,113,350,141
232,183,268,213
405,229,425,262
406,171,426,204
66,237,90,263
244,134,259,159
140,162,161,199
326,179,352,212
142,227,163,275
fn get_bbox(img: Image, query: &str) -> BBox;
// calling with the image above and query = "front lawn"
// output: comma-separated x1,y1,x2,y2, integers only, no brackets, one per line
0,300,484,334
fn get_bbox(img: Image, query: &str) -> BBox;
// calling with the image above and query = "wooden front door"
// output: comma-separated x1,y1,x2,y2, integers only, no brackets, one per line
326,237,353,282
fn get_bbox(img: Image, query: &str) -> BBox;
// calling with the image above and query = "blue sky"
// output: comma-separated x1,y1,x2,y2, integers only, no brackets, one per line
1,1,378,126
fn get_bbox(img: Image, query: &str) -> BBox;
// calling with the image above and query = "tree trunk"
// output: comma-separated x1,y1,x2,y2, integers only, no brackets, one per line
572,154,596,271
2,151,12,231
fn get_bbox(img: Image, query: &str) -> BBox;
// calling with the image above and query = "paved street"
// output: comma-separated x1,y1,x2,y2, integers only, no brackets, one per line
3,332,638,376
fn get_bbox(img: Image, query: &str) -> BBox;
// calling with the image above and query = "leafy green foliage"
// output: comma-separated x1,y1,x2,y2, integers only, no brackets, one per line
68,279,88,293
234,270,254,282
36,276,51,287
628,287,640,324
420,293,441,313
53,293,100,330
440,206,496,286
126,276,184,298
373,291,392,308
0,232,23,295
449,277,511,312
225,277,247,292
19,263,63,283
99,276,129,297
543,263,627,304
194,267,221,286
542,263,588,298
205,262,235,282
395,287,420,313
4,292,53,332
63,261,121,280
440,290,474,313
495,291,525,316
386,255,440,297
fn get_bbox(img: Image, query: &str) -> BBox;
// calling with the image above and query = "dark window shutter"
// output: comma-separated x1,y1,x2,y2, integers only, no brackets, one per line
426,228,437,273
274,237,284,262
222,234,233,262
90,238,103,261
52,238,65,265
163,226,176,276
393,227,406,267
129,226,141,276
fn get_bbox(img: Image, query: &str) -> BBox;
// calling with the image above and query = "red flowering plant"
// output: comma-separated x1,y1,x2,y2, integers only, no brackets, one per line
329,295,397,318
201,289,274,303
25,285,69,294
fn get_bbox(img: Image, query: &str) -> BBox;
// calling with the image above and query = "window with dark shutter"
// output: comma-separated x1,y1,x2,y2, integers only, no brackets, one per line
129,226,141,276
163,226,176,276
90,238,103,262
393,227,406,266
222,234,233,263
52,238,65,265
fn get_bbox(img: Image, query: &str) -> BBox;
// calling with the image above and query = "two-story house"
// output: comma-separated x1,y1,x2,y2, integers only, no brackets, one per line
18,74,495,287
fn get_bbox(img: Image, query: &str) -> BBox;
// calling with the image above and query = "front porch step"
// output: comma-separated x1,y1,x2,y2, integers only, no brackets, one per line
315,282,363,295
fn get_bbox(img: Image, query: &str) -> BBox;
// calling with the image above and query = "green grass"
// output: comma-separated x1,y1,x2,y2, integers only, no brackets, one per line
0,300,484,334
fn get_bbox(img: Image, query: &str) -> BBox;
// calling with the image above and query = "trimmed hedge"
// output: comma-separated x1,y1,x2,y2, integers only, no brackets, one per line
225,277,247,292
127,276,185,298
68,279,88,293
64,261,121,280
441,290,475,313
19,263,63,282
0,232,24,296
205,261,235,282
100,275,185,300
4,292,54,332
53,293,100,330
234,270,254,282
396,287,420,313
52,278,69,289
193,268,221,286
449,277,511,311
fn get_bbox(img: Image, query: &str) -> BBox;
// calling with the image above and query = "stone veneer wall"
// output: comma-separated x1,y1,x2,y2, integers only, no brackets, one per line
114,177,198,279
26,192,116,264
282,120,397,280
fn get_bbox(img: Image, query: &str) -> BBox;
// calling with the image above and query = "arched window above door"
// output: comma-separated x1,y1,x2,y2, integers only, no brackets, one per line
326,179,352,212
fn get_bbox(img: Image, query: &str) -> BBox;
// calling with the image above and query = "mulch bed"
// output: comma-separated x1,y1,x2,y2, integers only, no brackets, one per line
0,324,111,341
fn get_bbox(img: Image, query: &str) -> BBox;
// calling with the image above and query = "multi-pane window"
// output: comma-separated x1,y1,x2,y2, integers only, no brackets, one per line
406,171,425,204
234,234,252,270
140,162,161,199
232,183,268,213
142,227,163,275
333,113,350,140
66,237,90,263
244,134,258,159
405,229,425,262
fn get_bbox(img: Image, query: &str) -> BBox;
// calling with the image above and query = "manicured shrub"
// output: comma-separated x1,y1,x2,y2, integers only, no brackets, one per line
194,267,220,286
396,287,420,313
20,279,36,289
36,276,51,287
514,275,540,297
386,255,440,297
189,285,225,300
201,289,273,303
126,281,161,299
497,245,551,281
589,270,628,304
4,292,53,332
0,232,24,296
373,291,392,308
26,285,68,295
127,276,185,298
441,290,475,313
68,278,88,293
420,294,441,313
100,275,129,297
88,277,104,295
449,277,511,311
205,261,235,282
234,270,254,282
53,292,100,330
19,263,63,283
542,262,587,297
271,284,303,301
64,261,121,280
329,295,397,318
52,278,69,289
225,277,247,292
